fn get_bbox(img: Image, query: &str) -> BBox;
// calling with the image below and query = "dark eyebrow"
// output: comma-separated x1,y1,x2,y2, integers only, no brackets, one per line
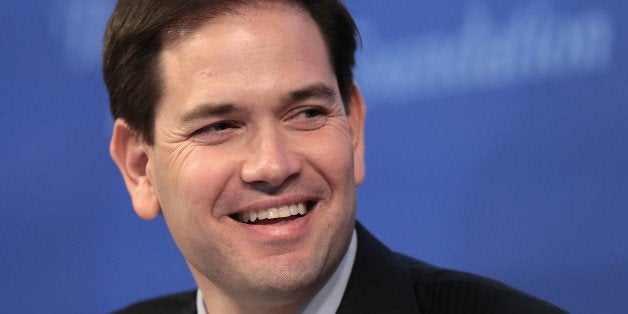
284,83,336,104
178,103,237,125
178,84,335,124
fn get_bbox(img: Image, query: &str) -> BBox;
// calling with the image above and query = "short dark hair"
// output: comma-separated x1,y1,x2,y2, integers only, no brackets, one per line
102,0,359,144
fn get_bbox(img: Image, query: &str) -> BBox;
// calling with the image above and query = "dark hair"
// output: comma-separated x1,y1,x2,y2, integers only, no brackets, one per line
102,0,359,144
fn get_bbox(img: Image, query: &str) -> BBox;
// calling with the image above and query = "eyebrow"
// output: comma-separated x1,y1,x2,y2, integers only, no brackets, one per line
284,83,336,104
178,103,237,125
177,83,337,124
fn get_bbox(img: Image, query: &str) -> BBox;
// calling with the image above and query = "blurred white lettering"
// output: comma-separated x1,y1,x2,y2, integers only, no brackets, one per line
357,1,614,101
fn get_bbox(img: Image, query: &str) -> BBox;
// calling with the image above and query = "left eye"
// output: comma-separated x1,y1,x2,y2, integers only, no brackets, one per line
287,107,329,131
299,108,325,118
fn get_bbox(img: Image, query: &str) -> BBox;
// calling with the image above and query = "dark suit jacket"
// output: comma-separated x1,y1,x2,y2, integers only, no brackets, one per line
115,222,566,314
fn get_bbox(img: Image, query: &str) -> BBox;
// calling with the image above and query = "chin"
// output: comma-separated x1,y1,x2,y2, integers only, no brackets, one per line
244,254,331,300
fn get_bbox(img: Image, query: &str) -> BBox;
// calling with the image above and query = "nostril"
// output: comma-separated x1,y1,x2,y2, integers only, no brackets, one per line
243,173,301,196
240,138,303,186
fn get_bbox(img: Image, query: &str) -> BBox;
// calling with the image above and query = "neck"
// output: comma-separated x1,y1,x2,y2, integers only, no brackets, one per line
197,281,315,314
207,296,306,314
190,264,322,314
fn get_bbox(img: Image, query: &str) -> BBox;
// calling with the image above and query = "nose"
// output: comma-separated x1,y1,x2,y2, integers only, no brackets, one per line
240,126,302,188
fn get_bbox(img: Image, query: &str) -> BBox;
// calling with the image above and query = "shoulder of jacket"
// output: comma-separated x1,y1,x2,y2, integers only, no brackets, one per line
113,290,197,314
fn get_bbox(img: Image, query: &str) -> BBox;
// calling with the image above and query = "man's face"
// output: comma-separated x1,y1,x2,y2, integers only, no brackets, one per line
140,4,364,302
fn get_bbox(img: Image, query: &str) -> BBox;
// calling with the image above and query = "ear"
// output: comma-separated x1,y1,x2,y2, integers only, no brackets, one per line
110,119,161,220
347,83,366,186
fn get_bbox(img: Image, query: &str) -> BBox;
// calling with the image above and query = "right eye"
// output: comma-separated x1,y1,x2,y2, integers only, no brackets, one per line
191,120,241,144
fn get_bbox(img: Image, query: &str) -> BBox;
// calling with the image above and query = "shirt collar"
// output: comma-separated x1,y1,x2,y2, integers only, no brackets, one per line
196,229,358,313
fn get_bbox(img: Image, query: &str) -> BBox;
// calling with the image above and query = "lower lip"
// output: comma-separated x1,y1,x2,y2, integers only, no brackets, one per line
235,210,313,243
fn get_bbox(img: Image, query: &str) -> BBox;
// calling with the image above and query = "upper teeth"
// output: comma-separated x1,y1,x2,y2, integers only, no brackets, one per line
238,202,307,223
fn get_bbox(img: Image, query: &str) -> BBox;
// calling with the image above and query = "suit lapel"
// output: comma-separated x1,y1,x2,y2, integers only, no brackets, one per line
336,222,421,313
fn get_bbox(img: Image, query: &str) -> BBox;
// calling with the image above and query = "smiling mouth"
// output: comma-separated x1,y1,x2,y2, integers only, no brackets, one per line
231,201,311,224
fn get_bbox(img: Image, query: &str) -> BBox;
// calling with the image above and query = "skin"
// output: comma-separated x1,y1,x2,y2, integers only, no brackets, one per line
110,3,366,313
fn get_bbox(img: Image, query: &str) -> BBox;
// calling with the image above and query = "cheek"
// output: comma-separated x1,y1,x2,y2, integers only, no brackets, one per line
181,154,235,199
304,129,356,185
154,148,235,214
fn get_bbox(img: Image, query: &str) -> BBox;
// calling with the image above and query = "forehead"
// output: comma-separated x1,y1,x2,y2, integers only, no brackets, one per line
156,3,336,114
160,2,325,62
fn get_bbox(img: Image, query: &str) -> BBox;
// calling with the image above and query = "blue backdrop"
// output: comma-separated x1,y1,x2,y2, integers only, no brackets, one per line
1,1,626,313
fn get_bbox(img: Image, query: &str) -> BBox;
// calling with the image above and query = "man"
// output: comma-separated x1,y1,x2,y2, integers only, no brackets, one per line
104,0,566,313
